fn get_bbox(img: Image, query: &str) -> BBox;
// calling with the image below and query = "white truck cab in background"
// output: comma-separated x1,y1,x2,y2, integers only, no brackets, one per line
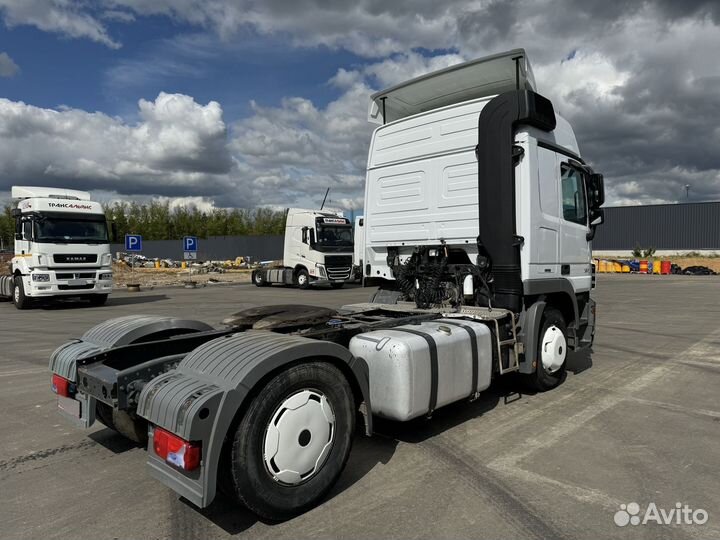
0,186,114,309
252,208,354,289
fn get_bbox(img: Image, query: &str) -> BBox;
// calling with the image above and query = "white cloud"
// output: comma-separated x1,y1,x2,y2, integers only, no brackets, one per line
0,0,120,48
2,0,720,206
0,51,19,77
0,92,246,202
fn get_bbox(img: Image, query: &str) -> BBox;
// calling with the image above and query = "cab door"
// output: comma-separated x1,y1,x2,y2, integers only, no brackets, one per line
559,162,591,292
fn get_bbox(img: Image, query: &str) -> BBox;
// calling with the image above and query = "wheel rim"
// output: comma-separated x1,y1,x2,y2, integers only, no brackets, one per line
255,274,262,284
541,325,567,373
298,274,307,286
13,283,19,303
263,389,335,485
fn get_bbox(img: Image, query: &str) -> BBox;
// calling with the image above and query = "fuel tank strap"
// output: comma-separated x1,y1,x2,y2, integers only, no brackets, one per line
437,320,479,399
390,328,438,414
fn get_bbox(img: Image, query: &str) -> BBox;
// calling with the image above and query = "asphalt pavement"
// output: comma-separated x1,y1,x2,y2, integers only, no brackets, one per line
1,275,719,539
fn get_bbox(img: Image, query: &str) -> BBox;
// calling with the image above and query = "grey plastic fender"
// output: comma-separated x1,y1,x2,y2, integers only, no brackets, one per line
137,330,372,508
518,301,546,374
49,315,213,381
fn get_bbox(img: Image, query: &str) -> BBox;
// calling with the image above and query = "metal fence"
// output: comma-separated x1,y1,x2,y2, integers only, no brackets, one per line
593,201,720,250
111,235,285,262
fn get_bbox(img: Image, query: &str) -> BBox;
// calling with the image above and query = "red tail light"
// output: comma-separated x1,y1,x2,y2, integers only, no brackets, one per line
153,427,201,471
52,374,71,397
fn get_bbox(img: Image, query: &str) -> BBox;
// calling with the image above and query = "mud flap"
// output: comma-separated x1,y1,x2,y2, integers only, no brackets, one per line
137,330,371,508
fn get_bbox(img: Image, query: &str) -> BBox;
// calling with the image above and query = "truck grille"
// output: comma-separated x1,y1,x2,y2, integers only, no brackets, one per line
327,266,352,280
54,254,97,263
324,255,352,267
56,272,96,280
58,284,95,290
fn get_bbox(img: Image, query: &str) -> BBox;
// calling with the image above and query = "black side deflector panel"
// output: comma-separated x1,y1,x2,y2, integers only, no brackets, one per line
476,89,556,312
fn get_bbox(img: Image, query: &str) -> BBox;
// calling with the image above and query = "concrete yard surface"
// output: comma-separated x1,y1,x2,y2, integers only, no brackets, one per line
1,275,719,539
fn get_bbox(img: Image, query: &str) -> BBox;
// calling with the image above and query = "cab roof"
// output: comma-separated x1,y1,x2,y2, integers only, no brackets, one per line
368,49,536,125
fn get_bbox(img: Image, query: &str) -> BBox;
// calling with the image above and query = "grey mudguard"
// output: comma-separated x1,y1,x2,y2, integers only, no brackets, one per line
49,315,213,381
137,330,372,508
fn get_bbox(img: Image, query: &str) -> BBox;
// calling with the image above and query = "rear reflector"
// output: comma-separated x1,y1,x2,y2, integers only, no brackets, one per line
51,374,71,397
153,427,201,471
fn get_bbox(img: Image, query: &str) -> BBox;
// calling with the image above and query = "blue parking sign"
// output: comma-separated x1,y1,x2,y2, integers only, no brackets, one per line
125,234,142,252
183,236,198,252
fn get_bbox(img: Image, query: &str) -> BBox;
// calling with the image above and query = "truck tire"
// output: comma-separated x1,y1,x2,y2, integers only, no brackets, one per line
228,362,355,521
524,307,567,391
88,294,108,306
253,271,269,287
96,403,147,444
330,282,344,289
13,276,32,310
295,268,310,290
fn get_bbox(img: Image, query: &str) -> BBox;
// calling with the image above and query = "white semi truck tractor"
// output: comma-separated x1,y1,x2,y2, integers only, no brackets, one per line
48,49,604,520
1,186,114,308
251,208,354,289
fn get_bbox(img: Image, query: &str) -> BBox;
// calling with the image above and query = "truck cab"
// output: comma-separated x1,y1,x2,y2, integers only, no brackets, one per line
362,49,604,356
253,208,354,288
1,186,114,308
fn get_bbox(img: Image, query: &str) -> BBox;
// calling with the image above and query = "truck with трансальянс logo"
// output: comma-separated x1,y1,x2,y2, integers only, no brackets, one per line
0,186,115,309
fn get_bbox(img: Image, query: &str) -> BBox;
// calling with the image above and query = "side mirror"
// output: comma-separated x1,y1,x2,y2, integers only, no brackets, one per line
301,227,308,244
309,228,316,246
14,233,22,241
11,208,21,218
588,173,605,209
111,222,118,243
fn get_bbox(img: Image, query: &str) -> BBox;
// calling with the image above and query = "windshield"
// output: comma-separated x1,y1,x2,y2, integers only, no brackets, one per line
33,216,109,244
315,225,353,247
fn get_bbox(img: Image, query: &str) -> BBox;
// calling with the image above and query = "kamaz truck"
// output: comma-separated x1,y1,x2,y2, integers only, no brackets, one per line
47,49,604,520
1,186,114,309
251,208,354,289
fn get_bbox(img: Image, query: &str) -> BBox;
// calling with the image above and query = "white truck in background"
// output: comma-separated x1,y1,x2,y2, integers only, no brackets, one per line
353,215,364,280
48,49,604,521
0,186,114,309
251,208,354,289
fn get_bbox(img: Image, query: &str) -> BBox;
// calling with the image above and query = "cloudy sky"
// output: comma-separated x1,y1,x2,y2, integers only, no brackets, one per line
0,0,719,210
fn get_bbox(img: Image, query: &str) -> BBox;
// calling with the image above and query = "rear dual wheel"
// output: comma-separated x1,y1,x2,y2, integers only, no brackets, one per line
227,362,355,521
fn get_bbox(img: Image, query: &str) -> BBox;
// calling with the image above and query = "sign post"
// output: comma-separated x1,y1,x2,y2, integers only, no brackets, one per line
183,236,198,261
125,234,143,280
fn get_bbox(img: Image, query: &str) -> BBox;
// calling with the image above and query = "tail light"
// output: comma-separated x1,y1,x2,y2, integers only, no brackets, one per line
153,427,201,471
51,374,74,397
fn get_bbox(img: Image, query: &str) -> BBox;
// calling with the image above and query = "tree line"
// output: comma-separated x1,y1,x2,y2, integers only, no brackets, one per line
0,201,288,248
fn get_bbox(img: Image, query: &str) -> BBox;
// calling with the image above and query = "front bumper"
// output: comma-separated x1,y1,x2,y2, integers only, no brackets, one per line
25,270,112,297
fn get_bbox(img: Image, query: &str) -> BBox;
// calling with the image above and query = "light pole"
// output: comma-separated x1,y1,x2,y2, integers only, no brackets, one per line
685,184,690,200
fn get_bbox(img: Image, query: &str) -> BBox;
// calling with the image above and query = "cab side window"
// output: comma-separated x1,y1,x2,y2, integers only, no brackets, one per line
561,165,587,225
22,220,33,241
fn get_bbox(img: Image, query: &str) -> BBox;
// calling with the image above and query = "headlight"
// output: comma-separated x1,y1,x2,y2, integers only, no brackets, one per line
101,253,112,266
100,273,113,281
32,274,50,282
316,264,327,278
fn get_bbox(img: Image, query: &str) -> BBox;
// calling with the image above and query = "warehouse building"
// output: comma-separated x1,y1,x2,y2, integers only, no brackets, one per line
593,201,720,253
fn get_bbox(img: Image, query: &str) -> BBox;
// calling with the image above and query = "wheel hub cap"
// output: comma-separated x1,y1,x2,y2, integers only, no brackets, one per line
13,285,19,303
541,325,566,373
298,275,307,285
263,389,335,485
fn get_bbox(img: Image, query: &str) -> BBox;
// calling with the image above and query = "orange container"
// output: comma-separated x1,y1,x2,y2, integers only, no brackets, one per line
639,260,649,274
613,261,622,273
652,260,661,274
598,260,607,273
622,264,630,273
661,260,671,275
